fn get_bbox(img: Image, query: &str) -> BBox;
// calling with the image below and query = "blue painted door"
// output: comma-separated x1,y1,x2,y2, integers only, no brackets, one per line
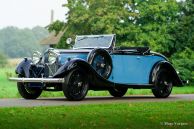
108,54,165,84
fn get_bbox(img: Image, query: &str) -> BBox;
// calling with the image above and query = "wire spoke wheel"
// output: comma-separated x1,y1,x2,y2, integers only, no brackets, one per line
152,69,173,98
63,68,89,101
17,76,42,99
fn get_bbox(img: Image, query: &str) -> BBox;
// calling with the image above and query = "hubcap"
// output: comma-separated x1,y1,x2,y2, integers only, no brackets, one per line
92,55,108,76
78,82,83,87
69,70,87,96
157,73,172,95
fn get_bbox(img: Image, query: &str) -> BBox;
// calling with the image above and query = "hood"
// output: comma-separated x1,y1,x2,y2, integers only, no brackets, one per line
57,49,91,65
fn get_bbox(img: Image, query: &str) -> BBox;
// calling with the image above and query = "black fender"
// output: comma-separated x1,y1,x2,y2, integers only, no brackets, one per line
53,59,114,88
150,61,183,86
53,59,91,78
15,58,32,77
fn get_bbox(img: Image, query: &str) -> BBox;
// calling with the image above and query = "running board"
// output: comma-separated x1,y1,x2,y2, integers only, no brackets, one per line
9,77,64,83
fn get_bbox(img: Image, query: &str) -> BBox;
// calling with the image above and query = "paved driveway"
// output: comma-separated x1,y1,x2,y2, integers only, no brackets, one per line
0,94,194,107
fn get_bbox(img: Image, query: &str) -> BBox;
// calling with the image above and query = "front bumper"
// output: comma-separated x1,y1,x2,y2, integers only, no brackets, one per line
9,77,64,83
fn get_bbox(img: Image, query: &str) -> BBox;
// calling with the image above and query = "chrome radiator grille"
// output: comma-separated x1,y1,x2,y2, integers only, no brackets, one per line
45,63,59,77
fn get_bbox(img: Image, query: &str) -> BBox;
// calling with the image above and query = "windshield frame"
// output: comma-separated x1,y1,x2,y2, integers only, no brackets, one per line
73,34,115,49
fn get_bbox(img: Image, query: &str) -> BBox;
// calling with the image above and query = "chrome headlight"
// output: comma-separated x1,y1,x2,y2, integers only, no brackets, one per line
32,51,41,64
48,50,59,64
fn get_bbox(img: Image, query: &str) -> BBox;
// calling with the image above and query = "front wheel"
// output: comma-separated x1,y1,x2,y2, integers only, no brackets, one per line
63,68,89,101
152,69,173,98
17,82,42,99
109,87,128,97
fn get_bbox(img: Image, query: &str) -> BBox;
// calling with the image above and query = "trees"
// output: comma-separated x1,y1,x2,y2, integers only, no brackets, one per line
50,0,141,48
169,0,194,84
135,0,180,57
50,0,181,56
171,47,194,84
0,26,48,58
172,0,194,53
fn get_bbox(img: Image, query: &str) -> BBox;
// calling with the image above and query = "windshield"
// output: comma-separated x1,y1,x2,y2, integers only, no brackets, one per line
74,35,113,49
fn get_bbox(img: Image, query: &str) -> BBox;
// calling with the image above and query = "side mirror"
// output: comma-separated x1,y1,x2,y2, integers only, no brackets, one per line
66,38,72,45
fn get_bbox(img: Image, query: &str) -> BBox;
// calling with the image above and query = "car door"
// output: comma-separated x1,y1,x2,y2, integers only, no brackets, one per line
108,54,165,84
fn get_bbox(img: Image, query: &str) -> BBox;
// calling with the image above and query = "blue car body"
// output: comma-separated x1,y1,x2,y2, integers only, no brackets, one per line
58,52,165,84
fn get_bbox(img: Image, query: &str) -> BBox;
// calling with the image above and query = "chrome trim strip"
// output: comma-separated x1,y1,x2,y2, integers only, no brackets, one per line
9,78,64,83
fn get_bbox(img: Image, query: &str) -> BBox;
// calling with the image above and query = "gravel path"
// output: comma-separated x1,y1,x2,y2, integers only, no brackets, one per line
0,94,194,107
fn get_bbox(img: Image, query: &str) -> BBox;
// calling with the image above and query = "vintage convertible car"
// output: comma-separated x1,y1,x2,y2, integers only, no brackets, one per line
10,34,183,101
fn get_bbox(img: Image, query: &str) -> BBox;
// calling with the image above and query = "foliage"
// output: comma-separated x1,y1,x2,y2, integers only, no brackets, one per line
170,0,194,84
0,26,49,58
135,0,180,57
48,20,65,34
171,0,194,54
50,0,143,48
0,53,7,67
49,0,183,56
0,67,19,98
171,48,194,84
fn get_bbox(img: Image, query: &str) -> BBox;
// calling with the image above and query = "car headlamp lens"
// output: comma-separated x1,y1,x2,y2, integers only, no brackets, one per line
48,50,58,64
32,51,41,64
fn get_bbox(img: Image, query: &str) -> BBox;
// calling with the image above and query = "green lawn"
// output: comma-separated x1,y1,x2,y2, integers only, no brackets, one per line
1,67,194,98
0,101,194,129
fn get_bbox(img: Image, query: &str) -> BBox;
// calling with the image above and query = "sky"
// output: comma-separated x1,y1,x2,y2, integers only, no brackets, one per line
0,0,186,29
0,0,68,29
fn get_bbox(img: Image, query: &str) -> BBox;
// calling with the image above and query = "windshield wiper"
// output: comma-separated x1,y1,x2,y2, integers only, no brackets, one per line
77,35,105,41
77,36,88,41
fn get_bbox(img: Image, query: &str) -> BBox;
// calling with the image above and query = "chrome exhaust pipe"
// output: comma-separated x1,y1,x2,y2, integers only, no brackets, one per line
9,77,64,83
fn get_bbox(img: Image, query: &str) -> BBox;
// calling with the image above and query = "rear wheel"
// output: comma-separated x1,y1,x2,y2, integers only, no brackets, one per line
152,69,173,98
109,87,128,97
17,76,42,99
63,68,89,101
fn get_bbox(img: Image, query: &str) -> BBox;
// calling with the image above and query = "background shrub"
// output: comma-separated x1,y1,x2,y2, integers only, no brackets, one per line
171,48,194,85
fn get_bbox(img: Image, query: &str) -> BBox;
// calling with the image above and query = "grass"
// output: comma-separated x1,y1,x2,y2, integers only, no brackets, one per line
0,68,19,98
0,101,194,129
1,67,194,98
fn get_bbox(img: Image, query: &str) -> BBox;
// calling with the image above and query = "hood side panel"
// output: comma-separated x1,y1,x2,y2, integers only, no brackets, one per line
58,53,88,65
